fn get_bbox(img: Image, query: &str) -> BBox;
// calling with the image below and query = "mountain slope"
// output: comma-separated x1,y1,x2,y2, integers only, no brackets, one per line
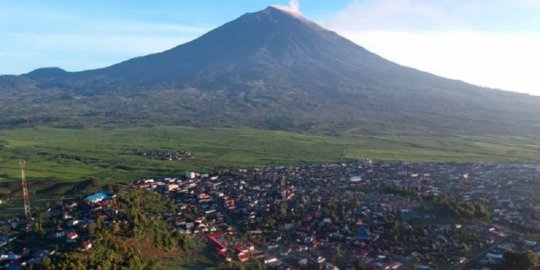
2,6,540,136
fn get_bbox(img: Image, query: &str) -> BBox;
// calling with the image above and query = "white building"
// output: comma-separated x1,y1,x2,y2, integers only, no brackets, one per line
186,171,196,179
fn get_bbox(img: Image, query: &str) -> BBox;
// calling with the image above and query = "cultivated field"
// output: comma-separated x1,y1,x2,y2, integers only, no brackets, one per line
1,126,539,183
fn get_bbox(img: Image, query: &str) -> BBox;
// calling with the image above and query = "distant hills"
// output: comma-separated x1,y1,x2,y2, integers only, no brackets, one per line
1,6,540,136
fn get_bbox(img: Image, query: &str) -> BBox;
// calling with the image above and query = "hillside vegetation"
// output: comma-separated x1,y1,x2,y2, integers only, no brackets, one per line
1,7,540,136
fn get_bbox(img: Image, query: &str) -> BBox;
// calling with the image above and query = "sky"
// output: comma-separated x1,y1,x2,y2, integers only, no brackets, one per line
1,0,539,95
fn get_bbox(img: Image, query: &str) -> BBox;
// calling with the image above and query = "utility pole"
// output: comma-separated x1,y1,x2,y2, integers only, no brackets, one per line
19,160,32,226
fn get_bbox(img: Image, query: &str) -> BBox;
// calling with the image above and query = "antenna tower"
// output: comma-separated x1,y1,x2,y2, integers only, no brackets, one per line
19,160,31,223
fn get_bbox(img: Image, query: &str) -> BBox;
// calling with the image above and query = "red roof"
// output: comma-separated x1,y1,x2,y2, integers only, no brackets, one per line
67,231,79,240
215,248,228,257
234,243,247,253
238,252,249,262
207,233,227,249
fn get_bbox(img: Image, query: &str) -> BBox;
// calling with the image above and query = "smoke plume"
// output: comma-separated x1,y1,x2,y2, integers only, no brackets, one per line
274,0,302,15
289,0,300,13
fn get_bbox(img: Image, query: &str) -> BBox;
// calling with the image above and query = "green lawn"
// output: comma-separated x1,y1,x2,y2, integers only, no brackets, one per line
0,126,539,183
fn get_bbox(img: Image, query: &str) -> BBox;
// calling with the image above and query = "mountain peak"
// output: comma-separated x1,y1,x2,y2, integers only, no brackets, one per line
238,5,321,33
265,5,303,18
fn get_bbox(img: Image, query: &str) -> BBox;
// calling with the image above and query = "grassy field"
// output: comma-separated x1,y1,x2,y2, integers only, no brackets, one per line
0,126,539,184
0,126,539,217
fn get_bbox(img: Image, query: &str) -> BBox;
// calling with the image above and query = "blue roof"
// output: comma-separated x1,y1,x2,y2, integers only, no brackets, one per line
357,229,371,240
86,192,108,202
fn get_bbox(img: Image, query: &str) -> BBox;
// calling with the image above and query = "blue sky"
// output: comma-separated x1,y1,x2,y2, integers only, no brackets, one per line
1,0,539,95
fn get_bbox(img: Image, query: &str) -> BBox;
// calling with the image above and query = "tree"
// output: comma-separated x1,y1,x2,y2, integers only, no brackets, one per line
354,259,367,270
87,222,97,237
497,250,539,270
112,222,121,234
40,256,52,269
33,213,45,238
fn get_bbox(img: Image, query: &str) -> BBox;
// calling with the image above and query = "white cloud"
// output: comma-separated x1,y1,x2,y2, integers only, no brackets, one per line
327,0,540,31
323,0,540,95
335,30,540,95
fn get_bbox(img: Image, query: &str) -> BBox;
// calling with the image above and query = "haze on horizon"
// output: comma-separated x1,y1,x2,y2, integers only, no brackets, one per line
1,0,539,96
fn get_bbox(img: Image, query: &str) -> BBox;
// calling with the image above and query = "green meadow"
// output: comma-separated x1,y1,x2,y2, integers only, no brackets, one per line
1,126,539,217
0,126,539,183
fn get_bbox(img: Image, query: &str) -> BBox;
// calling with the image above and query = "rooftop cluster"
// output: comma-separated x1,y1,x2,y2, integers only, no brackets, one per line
137,161,540,269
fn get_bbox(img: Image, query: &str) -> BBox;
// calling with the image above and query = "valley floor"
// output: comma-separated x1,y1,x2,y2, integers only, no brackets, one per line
0,126,539,184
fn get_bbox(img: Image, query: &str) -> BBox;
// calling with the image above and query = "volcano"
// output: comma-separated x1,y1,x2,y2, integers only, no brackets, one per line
2,6,540,135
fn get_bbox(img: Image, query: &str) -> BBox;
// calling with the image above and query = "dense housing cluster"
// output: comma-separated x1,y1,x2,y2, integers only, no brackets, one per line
135,161,540,269
0,192,120,269
2,161,540,269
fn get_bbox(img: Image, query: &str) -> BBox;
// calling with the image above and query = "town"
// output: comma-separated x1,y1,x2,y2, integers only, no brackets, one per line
2,161,540,269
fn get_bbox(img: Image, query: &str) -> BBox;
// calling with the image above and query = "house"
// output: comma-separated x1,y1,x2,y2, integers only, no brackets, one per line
31,249,55,261
298,258,309,266
234,244,248,254
67,220,80,227
324,263,339,270
264,256,278,264
186,171,196,179
0,251,21,261
487,252,504,260
77,240,93,252
207,233,227,251
357,229,373,241
86,192,108,203
238,252,249,262
52,231,66,239
66,231,79,242
524,240,537,247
